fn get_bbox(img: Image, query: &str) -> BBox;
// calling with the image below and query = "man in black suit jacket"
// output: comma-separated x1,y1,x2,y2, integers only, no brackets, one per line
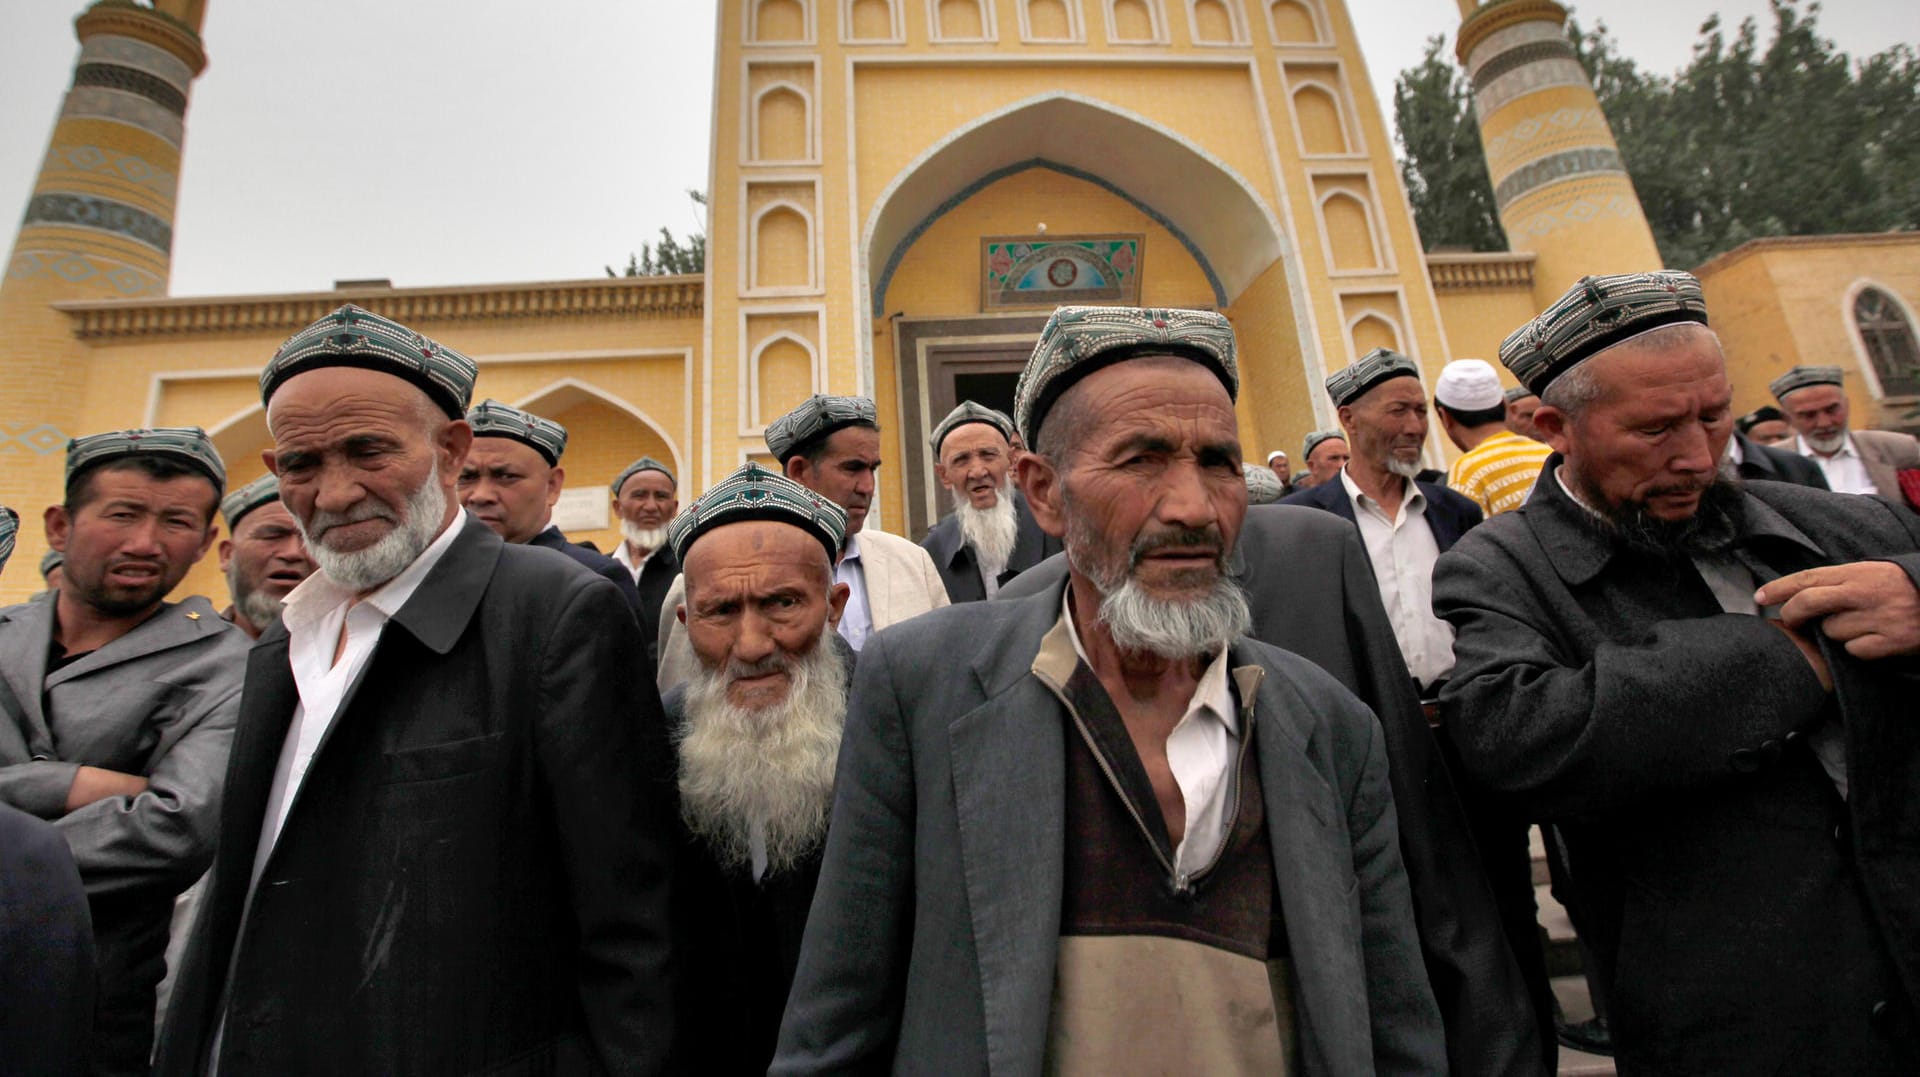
155,306,675,1075
1001,503,1544,1076
1439,271,1920,1073
458,398,644,619
1731,429,1829,489
920,402,1062,602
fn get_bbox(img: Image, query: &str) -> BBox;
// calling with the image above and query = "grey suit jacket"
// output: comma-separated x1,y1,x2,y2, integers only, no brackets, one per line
0,593,247,899
1854,427,1920,499
1000,506,1543,1076
771,576,1445,1076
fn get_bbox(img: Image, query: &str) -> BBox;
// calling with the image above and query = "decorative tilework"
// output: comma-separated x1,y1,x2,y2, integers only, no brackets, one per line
6,250,164,296
1483,107,1605,165
42,143,179,200
1493,146,1627,210
60,85,185,147
1472,56,1588,123
23,192,173,253
0,423,79,456
79,33,195,91
73,63,187,117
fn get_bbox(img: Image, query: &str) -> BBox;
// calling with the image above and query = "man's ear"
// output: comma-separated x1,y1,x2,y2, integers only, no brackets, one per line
1336,403,1356,437
43,505,71,554
438,420,474,480
1531,405,1572,455
827,581,850,629
933,460,948,489
218,539,236,572
545,465,566,509
675,602,687,627
784,456,808,484
1018,452,1066,539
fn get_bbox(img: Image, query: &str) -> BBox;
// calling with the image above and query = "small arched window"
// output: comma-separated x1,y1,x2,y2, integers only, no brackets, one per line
1855,286,1920,397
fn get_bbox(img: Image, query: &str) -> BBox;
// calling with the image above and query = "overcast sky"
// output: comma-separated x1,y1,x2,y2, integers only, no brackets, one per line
1,1,1912,298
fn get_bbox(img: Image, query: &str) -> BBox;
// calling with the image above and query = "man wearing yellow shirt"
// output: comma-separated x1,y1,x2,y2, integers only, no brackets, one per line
1436,360,1552,516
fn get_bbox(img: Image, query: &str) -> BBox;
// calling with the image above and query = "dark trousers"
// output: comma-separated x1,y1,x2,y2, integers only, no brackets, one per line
89,898,169,1077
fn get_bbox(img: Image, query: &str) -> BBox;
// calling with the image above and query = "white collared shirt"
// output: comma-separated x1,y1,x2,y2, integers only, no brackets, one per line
1062,590,1238,880
250,511,466,875
1798,433,1879,495
611,539,658,586
1555,470,1849,796
834,532,873,651
1339,468,1454,689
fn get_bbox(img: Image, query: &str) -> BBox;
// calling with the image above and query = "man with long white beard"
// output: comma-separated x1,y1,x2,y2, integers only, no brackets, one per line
154,304,676,1076
215,473,316,640
660,462,852,1075
610,456,680,663
919,401,1061,602
774,306,1442,1073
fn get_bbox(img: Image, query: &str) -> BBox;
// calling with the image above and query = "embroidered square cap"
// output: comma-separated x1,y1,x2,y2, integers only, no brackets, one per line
220,473,283,530
260,303,477,419
612,456,676,495
1243,464,1283,505
40,549,63,579
666,461,847,565
930,401,1015,457
1326,348,1420,407
1302,429,1346,459
0,507,16,576
1013,306,1238,448
1504,385,1538,404
764,395,879,464
466,399,568,466
65,426,226,495
1500,270,1710,395
1768,365,1844,403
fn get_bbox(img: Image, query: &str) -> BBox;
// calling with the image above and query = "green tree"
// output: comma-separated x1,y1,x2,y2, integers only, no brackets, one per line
1394,35,1506,252
607,190,708,276
1395,1,1920,267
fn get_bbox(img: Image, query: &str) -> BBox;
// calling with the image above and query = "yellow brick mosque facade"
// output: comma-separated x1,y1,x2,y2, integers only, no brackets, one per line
4,0,1918,605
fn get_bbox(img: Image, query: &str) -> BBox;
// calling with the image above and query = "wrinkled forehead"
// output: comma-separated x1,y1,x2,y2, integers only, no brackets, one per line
685,518,832,582
266,366,441,438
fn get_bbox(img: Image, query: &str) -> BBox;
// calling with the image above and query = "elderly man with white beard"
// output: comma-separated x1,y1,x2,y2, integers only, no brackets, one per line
919,401,1062,602
660,462,854,1076
154,304,676,1077
773,306,1442,1074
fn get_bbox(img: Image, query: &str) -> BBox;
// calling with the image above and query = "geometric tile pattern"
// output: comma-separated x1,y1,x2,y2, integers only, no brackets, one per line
7,249,164,296
24,192,173,253
0,423,77,455
1493,146,1627,210
41,143,179,200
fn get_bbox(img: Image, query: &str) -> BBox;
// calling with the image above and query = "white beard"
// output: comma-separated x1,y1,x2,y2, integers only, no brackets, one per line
621,520,669,553
1065,505,1252,661
297,476,448,593
677,635,849,875
953,477,1019,579
227,565,286,630
1385,455,1423,479
1805,430,1847,455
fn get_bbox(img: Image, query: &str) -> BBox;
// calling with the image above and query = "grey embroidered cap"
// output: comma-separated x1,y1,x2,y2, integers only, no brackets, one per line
1768,365,1844,403
1504,385,1538,404
466,399,568,466
1499,270,1710,396
40,549,63,579
1302,429,1346,460
1243,464,1283,505
1012,306,1239,448
1325,348,1420,407
65,426,226,495
260,303,478,419
666,461,848,564
764,395,878,464
219,473,283,531
930,401,1016,457
611,456,676,495
0,507,17,576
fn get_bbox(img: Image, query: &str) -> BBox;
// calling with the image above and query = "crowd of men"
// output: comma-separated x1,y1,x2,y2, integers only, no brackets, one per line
0,271,1916,1076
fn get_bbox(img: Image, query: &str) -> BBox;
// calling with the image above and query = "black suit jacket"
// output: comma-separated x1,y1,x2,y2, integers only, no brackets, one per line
920,490,1063,603
0,802,94,1077
1436,464,1920,1073
530,525,645,620
1735,431,1830,490
1280,472,1484,552
632,546,679,666
998,505,1543,1076
155,517,677,1076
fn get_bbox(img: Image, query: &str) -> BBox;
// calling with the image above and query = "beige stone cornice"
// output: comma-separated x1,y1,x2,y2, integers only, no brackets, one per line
55,275,706,340
1425,251,1536,291
1691,232,1920,278
76,2,208,75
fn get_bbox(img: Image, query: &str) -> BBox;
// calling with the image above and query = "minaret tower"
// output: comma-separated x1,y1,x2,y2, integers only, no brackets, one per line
0,0,207,589
1456,0,1661,303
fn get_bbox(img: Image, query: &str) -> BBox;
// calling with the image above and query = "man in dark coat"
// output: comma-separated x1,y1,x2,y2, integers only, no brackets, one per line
154,305,676,1076
1438,270,1920,1075
458,398,644,619
1005,501,1546,1076
1730,428,1829,490
610,456,682,664
919,401,1062,602
661,462,854,1075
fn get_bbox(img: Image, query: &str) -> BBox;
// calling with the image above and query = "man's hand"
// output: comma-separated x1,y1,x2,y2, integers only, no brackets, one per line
64,765,149,813
1757,561,1920,661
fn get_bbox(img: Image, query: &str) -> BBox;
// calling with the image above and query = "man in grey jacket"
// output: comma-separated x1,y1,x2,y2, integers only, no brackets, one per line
0,427,246,1076
773,306,1443,1074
